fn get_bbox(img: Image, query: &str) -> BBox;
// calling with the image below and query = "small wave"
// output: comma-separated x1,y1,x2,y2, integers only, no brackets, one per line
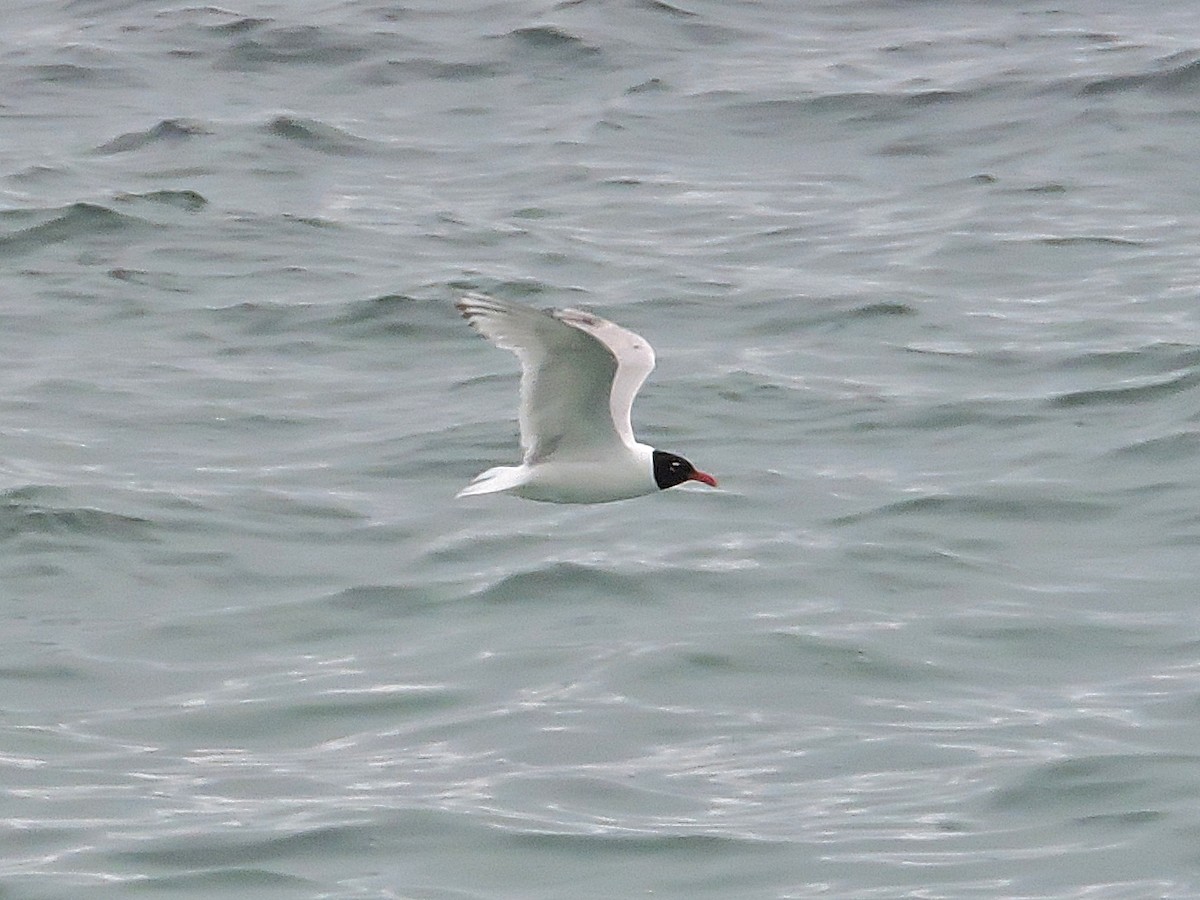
897,400,1041,431
349,58,501,87
198,300,322,344
509,830,775,853
1019,182,1070,194
0,661,85,682
107,266,188,292
150,5,273,34
1058,344,1200,373
635,0,700,18
218,25,376,70
329,290,520,342
117,869,313,892
877,139,944,158
1082,53,1200,95
7,164,69,184
832,492,1111,526
990,752,1199,815
717,88,981,132
1050,370,1200,409
321,582,462,620
262,115,374,156
1110,431,1200,463
322,293,462,340
201,293,450,343
95,118,211,154
0,202,147,257
19,62,135,87
1034,235,1144,248
747,630,946,685
471,562,649,605
0,492,156,543
114,189,208,211
327,292,418,324
204,16,274,35
504,25,602,60
226,490,366,524
295,683,460,720
112,823,379,868
796,300,916,329
626,76,669,95
849,301,916,319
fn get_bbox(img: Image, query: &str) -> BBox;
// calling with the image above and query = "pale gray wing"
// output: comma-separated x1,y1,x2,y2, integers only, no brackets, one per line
457,294,626,462
553,307,655,448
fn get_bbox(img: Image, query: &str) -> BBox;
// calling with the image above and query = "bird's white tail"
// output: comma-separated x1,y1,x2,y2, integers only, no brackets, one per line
456,465,530,498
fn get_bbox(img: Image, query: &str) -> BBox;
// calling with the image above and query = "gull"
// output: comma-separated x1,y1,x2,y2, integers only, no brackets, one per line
456,293,717,503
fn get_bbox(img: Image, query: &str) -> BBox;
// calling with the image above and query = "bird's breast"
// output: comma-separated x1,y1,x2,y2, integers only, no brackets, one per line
513,446,657,504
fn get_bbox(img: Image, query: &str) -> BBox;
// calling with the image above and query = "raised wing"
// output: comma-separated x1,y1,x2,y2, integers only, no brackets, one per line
552,307,655,447
457,294,650,461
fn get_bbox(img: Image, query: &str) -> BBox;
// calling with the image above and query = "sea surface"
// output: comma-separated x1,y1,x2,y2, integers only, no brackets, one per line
4,1,1200,897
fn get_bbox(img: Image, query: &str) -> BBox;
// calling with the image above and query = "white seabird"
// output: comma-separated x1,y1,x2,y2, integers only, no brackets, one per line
456,293,717,504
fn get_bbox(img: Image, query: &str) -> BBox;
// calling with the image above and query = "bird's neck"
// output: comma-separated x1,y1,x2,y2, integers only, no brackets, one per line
630,442,656,473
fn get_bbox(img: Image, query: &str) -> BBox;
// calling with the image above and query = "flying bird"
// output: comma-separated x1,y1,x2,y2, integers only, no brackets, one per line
456,293,717,503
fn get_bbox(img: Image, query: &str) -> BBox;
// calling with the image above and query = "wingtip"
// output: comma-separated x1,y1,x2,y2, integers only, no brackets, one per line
457,293,562,331
455,292,483,313
455,292,496,326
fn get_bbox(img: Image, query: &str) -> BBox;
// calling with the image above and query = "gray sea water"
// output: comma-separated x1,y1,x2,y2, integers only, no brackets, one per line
4,1,1200,897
